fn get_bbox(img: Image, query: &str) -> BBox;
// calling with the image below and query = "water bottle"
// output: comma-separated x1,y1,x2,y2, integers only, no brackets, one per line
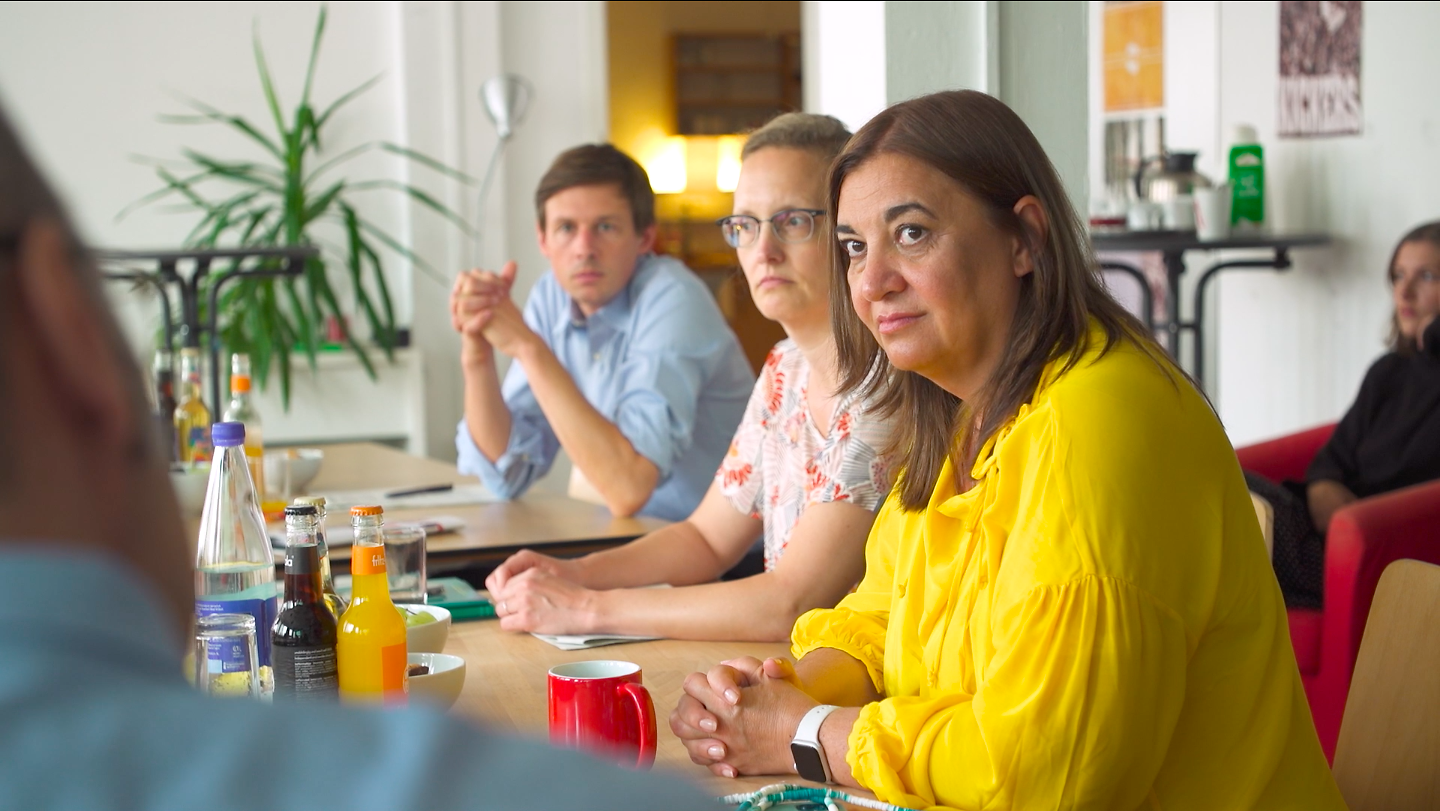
196,421,278,697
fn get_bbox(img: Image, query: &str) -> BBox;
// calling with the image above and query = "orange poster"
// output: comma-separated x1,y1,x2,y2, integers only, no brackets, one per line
1104,1,1164,112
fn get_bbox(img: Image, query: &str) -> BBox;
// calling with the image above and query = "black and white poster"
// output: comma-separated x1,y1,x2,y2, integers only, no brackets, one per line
1278,0,1362,137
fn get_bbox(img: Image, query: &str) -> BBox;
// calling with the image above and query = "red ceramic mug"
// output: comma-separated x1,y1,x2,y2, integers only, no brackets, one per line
548,660,657,770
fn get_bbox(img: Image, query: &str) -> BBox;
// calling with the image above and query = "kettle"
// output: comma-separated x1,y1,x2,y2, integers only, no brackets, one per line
1134,152,1212,203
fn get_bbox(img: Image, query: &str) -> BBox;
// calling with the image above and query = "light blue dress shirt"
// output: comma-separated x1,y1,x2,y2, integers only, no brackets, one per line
0,549,710,811
456,254,755,520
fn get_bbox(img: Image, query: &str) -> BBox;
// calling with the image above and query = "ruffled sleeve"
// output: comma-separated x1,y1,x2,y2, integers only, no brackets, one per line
848,575,1190,810
790,493,901,694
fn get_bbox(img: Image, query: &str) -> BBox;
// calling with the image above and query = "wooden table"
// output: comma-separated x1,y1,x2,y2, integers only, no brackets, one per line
275,443,669,571
444,618,855,799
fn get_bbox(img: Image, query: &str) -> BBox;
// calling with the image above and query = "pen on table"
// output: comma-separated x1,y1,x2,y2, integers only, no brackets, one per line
384,483,454,498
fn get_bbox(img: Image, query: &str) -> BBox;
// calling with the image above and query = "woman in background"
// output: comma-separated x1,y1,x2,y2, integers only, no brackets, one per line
1248,221,1440,607
484,114,894,642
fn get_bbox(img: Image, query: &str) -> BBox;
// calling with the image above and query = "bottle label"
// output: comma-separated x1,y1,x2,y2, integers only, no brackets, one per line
382,642,408,704
273,644,339,700
187,426,213,463
198,596,278,667
205,635,254,674
351,544,388,575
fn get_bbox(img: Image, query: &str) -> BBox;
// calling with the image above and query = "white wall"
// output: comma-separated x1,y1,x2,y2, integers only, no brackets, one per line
885,1,995,101
0,0,609,463
801,0,887,132
1214,1,1440,444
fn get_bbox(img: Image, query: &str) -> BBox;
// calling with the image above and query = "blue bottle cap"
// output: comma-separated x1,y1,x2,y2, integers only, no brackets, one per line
211,421,246,447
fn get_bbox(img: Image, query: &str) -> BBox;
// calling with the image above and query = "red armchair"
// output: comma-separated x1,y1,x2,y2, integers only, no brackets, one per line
1236,424,1440,761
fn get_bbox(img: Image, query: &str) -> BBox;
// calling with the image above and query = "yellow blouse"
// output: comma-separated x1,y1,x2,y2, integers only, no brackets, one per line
792,329,1343,810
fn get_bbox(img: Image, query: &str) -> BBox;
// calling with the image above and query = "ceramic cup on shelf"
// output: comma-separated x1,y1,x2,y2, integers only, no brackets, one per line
1194,185,1233,241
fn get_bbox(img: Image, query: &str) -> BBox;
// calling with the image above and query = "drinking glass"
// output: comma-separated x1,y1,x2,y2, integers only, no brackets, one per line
194,613,261,698
384,523,428,604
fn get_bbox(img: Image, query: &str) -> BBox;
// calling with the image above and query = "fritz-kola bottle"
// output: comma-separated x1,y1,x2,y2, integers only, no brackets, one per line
336,506,407,705
272,505,339,701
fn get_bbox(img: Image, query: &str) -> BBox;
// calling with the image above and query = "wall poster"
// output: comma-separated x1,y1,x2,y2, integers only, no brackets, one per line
1278,0,1362,137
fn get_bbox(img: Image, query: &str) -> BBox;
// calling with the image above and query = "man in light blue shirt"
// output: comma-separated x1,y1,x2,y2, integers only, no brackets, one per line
451,145,754,520
0,106,709,811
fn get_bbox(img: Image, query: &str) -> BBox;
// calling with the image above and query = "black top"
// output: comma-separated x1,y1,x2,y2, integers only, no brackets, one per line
1090,230,1330,254
1308,320,1440,498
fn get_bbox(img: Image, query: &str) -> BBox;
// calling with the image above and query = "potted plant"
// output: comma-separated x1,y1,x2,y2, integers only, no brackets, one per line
124,5,471,406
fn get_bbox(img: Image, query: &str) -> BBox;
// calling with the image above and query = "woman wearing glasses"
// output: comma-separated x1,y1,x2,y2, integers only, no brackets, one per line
484,113,896,641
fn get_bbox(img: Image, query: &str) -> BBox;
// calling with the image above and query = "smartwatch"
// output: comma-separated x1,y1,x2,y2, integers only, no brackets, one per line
790,704,840,783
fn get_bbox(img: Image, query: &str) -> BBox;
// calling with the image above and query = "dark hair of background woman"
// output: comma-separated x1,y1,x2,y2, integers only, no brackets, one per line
828,90,1169,511
1387,220,1440,354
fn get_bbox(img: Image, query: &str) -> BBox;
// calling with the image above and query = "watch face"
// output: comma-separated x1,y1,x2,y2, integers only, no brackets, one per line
790,742,828,783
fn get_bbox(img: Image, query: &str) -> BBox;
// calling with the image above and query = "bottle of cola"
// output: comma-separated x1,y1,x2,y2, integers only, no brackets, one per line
271,504,339,701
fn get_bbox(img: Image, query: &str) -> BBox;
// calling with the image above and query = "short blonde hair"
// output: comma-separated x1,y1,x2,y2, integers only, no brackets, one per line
741,112,851,163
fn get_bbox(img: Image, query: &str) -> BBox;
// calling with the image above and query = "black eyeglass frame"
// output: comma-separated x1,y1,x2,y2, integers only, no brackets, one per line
715,208,827,249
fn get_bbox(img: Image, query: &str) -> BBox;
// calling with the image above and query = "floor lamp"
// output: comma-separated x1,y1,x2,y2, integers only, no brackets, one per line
473,74,533,269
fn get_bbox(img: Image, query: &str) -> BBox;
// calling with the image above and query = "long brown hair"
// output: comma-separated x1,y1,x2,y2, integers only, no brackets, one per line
1387,220,1440,354
829,90,1163,511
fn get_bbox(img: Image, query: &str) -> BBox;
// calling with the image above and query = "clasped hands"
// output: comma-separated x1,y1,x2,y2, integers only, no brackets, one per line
669,656,820,780
449,261,535,358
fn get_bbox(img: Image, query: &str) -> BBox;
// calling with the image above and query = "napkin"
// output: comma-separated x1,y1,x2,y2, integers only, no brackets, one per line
531,632,661,651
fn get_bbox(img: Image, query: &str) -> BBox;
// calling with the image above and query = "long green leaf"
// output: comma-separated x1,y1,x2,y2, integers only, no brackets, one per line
117,165,228,220
302,179,345,225
350,213,446,285
313,266,376,379
304,141,375,185
352,225,396,356
343,207,392,358
164,93,284,160
349,179,475,235
313,73,382,133
300,5,328,111
180,149,285,186
282,275,318,371
380,143,479,185
252,21,289,141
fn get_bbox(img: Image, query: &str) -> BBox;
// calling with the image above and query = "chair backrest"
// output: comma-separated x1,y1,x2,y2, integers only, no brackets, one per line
1331,559,1440,810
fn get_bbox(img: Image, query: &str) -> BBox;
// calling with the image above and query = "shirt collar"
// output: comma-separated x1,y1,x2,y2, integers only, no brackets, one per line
562,254,650,333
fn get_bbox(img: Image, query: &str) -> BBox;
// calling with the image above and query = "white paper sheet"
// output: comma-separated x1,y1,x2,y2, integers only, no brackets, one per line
530,632,662,651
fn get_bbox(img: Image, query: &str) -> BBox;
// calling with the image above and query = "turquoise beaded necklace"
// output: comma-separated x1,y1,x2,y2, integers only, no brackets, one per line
718,783,919,811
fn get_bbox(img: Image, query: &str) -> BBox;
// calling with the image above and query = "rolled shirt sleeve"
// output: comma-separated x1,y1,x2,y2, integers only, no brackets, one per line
455,283,563,499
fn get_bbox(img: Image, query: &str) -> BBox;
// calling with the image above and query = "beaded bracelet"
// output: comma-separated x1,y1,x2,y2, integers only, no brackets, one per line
718,783,919,811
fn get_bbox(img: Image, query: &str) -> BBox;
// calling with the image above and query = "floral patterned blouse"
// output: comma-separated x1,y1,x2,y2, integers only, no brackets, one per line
716,339,895,570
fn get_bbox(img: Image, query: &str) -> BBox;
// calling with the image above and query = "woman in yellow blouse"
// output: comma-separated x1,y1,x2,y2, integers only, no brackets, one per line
670,90,1343,809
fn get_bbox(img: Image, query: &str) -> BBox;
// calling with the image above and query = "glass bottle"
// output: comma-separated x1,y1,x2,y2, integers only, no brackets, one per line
292,495,346,618
195,421,278,696
152,347,178,463
222,353,265,499
336,506,407,706
174,347,212,465
272,505,339,702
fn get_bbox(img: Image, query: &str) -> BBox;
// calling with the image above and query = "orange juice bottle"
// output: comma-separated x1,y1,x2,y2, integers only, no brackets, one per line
336,506,408,705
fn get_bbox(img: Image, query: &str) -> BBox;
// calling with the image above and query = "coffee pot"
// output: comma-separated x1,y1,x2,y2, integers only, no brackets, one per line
1134,151,1212,203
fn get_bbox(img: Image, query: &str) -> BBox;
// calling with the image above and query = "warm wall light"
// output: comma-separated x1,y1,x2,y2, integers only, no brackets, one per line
715,135,743,193
645,136,688,194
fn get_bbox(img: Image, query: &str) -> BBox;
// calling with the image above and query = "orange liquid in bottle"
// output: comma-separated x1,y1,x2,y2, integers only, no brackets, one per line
336,511,407,705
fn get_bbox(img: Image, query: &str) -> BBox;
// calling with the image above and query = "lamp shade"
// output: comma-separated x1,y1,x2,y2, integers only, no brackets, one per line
715,135,743,193
481,75,533,140
646,136,688,194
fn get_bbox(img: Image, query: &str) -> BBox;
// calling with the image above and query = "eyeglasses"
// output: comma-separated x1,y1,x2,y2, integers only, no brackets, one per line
716,209,825,249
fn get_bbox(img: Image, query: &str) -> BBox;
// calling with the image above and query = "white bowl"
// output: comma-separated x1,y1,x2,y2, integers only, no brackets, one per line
399,604,452,654
407,652,465,710
169,465,210,519
263,448,324,496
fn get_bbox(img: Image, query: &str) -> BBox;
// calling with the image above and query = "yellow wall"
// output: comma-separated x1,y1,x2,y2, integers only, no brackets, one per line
607,1,800,221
